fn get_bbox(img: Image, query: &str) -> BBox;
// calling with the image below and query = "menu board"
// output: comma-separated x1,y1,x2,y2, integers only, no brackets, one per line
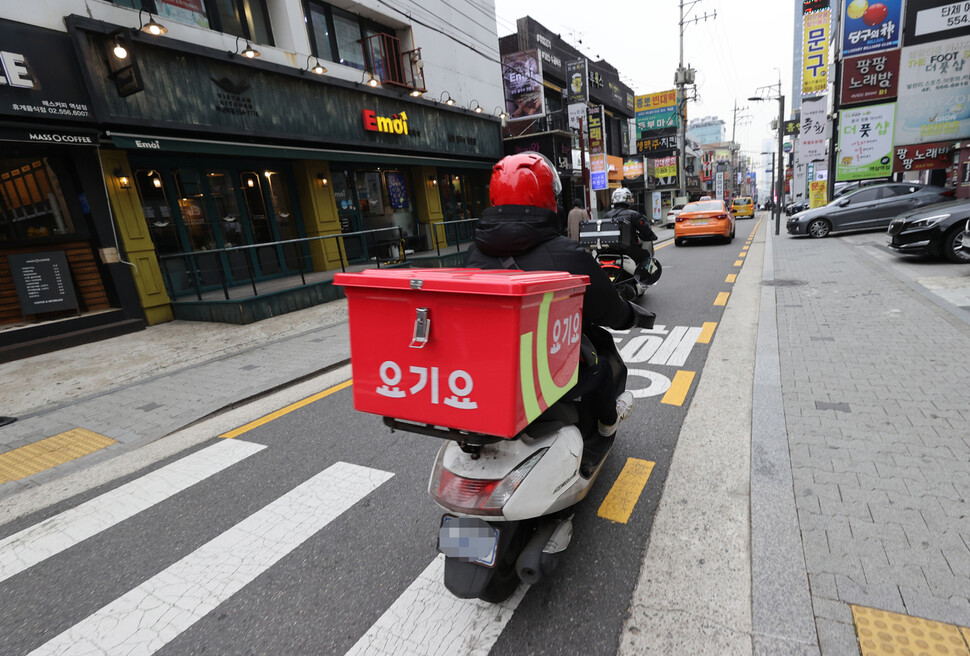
8,251,79,315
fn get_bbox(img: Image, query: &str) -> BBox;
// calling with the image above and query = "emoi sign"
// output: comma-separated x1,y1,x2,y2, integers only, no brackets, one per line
362,109,410,135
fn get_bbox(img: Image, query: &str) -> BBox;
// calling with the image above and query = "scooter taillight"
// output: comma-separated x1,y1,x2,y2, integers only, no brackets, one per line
429,448,547,516
435,470,503,516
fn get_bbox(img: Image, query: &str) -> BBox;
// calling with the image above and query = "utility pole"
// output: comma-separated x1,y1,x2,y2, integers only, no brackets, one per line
676,0,715,201
730,101,750,198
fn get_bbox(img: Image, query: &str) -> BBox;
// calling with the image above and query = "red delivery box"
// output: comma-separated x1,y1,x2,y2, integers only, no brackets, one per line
334,268,589,438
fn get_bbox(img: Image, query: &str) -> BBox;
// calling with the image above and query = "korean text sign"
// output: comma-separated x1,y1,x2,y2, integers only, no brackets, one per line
635,89,678,135
894,35,970,144
842,0,902,56
892,141,953,172
841,50,901,105
837,103,896,181
803,9,831,94
799,95,829,163
587,105,606,156
903,0,970,47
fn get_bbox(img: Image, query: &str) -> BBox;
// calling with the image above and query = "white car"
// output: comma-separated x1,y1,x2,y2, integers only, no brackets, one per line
665,204,685,228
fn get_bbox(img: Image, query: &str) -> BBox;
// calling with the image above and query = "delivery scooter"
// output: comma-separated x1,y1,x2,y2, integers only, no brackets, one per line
335,268,654,603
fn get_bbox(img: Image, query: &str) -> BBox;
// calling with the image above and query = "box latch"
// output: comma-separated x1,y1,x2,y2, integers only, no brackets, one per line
410,307,430,348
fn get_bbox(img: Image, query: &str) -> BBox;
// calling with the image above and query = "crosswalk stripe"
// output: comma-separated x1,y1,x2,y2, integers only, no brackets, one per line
0,439,265,585
345,554,527,656
29,461,393,656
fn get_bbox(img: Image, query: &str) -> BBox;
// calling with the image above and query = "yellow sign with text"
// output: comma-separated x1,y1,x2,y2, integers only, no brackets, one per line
802,9,830,95
809,180,828,208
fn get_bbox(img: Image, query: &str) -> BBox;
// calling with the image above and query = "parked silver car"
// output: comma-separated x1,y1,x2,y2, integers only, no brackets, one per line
786,183,953,238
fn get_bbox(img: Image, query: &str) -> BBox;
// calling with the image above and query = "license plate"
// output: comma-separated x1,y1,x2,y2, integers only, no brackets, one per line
438,516,499,567
692,219,708,225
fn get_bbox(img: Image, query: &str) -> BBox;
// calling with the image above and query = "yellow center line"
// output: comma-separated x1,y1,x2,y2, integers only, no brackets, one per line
725,273,737,283
714,291,730,306
220,379,354,438
655,240,673,250
697,321,718,343
734,260,744,266
662,370,695,406
597,457,655,523
738,252,747,258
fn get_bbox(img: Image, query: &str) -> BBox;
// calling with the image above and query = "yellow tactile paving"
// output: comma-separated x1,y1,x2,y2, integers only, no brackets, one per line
852,605,970,656
597,458,655,523
661,370,695,406
714,292,730,306
0,428,116,484
697,322,717,344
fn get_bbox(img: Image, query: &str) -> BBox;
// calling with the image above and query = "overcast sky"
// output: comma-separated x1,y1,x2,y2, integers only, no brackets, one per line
493,0,798,166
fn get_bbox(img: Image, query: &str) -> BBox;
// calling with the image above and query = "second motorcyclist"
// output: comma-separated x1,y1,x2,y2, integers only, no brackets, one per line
464,152,654,438
602,187,658,265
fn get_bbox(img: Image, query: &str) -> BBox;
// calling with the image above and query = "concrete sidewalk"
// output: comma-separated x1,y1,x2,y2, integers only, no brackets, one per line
0,300,351,497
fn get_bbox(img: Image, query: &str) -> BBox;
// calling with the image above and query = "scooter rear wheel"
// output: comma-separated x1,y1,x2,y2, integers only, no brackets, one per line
478,521,533,603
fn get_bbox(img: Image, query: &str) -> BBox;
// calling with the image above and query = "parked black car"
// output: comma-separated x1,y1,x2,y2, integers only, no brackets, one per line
787,183,953,238
887,199,970,264
786,200,809,216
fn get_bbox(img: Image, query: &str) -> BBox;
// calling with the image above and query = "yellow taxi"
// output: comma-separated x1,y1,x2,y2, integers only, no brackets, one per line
731,196,754,218
674,199,735,246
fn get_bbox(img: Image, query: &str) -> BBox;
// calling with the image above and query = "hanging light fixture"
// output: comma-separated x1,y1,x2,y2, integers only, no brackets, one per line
301,54,327,75
439,91,455,106
137,9,168,36
469,100,483,113
229,35,260,59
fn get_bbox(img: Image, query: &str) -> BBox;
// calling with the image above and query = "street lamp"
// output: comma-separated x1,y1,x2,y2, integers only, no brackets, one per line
749,79,785,236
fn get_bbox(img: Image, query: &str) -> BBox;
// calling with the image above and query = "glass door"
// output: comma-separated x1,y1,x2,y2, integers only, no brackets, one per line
332,170,367,263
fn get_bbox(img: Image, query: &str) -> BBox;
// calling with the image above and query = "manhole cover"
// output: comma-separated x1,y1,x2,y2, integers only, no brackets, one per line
761,279,807,287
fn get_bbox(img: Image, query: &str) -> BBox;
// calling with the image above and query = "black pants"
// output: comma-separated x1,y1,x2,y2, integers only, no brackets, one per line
566,327,627,426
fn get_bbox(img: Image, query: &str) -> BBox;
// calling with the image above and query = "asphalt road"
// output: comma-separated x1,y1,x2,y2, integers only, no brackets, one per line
0,215,763,656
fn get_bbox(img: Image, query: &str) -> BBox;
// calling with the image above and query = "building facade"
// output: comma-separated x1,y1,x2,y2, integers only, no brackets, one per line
686,116,725,147
1,0,504,358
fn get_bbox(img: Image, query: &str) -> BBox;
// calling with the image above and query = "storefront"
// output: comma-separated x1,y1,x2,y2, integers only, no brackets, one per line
0,19,145,360
65,14,500,304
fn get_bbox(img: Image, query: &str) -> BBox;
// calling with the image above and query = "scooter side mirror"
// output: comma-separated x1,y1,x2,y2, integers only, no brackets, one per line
634,257,662,286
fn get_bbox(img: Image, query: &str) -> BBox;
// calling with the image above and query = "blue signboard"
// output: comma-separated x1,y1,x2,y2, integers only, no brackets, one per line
842,0,903,57
591,171,607,191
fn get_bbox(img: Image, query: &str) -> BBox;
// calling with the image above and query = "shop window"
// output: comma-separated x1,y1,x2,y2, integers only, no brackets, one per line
173,169,216,251
134,170,181,254
206,0,273,45
305,1,396,74
0,157,76,241
263,172,296,240
356,171,385,216
206,170,246,247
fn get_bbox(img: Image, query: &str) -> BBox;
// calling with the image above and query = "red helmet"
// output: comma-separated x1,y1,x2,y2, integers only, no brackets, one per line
489,152,561,212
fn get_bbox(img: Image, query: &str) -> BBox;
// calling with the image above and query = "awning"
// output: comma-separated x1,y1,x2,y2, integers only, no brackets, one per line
107,132,493,169
0,121,100,147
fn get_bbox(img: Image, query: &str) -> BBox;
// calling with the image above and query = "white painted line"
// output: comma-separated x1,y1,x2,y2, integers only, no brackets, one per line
345,554,528,656
29,461,393,656
0,439,266,585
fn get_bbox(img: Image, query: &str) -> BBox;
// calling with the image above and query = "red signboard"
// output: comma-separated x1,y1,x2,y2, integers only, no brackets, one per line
892,141,953,173
841,50,900,106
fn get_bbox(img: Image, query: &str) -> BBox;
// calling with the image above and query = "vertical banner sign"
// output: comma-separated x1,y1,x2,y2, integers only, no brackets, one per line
803,9,831,94
587,105,606,156
837,103,896,181
809,180,828,208
635,89,679,136
799,95,829,163
903,0,970,46
894,35,970,145
716,171,725,200
502,50,545,121
565,59,588,103
842,0,903,56
652,192,662,222
840,50,901,105
591,154,608,191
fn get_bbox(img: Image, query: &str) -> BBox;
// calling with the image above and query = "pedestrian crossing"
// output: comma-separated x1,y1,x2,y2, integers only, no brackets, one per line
0,437,532,656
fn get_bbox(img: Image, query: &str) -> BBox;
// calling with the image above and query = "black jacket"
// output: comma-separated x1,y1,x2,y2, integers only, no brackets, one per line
464,205,635,330
603,205,658,242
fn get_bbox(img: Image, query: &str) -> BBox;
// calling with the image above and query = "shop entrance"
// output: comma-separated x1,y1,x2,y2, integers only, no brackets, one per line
129,156,308,296
330,170,368,264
